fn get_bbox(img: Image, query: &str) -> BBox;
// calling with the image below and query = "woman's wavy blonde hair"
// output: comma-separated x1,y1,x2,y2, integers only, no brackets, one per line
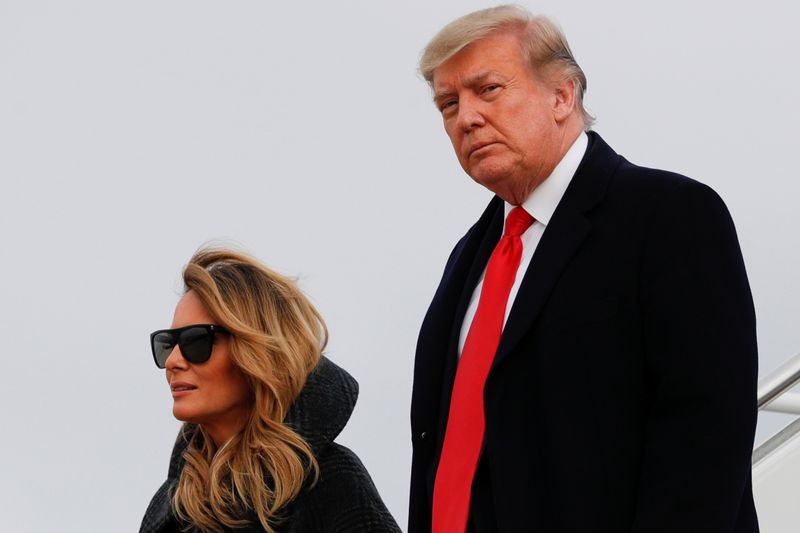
171,247,326,532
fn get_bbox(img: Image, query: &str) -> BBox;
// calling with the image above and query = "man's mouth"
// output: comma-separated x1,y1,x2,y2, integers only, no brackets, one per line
468,141,497,157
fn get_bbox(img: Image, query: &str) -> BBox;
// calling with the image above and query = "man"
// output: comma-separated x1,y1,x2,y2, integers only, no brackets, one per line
409,5,758,533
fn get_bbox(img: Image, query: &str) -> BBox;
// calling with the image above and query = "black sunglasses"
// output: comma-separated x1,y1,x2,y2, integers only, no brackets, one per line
150,324,230,369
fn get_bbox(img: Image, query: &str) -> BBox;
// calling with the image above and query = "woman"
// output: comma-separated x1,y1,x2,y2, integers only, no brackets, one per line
141,248,400,533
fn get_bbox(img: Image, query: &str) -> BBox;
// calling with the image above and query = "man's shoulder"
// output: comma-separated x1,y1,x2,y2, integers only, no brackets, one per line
585,131,714,197
576,133,734,236
600,151,723,211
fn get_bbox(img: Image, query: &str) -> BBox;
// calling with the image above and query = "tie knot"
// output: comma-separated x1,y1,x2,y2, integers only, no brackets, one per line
504,206,534,237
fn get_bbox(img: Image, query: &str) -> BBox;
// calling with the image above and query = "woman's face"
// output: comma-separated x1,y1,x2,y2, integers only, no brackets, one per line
164,290,252,445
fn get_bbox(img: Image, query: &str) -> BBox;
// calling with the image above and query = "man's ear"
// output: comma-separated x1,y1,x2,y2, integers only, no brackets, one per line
552,78,577,122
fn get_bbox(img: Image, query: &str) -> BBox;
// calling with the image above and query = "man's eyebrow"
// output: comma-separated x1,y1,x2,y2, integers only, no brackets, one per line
433,88,456,103
462,70,505,88
432,70,506,103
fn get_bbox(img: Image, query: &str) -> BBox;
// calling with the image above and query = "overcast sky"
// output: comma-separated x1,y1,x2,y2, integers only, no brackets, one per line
1,0,798,530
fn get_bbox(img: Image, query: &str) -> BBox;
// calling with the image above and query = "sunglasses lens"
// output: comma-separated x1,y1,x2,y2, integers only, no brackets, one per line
152,332,175,368
179,327,214,364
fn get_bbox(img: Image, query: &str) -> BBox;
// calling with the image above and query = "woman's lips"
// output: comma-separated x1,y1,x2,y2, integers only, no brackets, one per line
170,381,198,397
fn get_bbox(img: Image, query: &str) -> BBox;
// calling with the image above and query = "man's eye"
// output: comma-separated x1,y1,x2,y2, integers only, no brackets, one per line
440,100,458,113
482,84,500,94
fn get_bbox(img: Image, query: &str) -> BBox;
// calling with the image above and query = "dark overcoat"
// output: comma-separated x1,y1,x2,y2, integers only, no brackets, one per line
141,356,401,533
409,132,759,532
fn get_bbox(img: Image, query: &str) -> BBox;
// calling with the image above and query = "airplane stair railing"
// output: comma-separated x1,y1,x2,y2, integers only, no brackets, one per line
753,352,800,532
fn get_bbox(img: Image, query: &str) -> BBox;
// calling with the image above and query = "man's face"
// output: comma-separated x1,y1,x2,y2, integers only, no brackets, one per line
432,32,563,203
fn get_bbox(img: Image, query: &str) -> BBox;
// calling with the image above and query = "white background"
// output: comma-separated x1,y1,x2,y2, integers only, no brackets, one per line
1,1,798,531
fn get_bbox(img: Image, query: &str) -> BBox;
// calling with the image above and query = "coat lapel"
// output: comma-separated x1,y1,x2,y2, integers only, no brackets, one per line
411,195,503,436
412,195,504,501
492,132,620,371
439,201,504,410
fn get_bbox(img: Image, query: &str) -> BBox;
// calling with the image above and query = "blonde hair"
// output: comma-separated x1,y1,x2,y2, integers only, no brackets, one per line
171,247,326,533
419,5,594,128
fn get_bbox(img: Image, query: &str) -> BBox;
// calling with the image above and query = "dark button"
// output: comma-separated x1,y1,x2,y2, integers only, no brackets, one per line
420,432,427,440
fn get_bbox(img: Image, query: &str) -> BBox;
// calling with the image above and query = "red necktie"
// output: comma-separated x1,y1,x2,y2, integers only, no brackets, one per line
432,206,535,533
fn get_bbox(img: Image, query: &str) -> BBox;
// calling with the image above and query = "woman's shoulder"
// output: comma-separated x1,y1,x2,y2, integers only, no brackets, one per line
289,443,401,533
317,443,372,479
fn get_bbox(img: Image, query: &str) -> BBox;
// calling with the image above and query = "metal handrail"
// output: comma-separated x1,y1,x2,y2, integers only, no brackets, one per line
752,354,800,466
753,353,800,465
758,352,800,411
763,392,800,415
753,416,800,466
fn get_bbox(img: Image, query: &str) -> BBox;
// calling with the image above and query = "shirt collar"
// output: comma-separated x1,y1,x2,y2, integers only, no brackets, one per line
504,132,588,226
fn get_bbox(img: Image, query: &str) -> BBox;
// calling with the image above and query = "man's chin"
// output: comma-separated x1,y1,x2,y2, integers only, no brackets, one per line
469,168,513,196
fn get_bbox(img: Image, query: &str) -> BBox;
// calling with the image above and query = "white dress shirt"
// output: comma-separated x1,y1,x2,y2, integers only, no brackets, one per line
458,132,589,355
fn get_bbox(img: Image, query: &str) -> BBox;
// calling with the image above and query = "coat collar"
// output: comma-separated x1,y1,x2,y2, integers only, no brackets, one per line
419,131,621,394
491,131,620,370
284,355,358,456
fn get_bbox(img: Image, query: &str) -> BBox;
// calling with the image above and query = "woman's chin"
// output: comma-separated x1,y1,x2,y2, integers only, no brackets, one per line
172,405,196,423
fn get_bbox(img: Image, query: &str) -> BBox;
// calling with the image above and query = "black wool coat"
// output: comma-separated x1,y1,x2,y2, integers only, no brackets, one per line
141,356,401,533
409,132,759,532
